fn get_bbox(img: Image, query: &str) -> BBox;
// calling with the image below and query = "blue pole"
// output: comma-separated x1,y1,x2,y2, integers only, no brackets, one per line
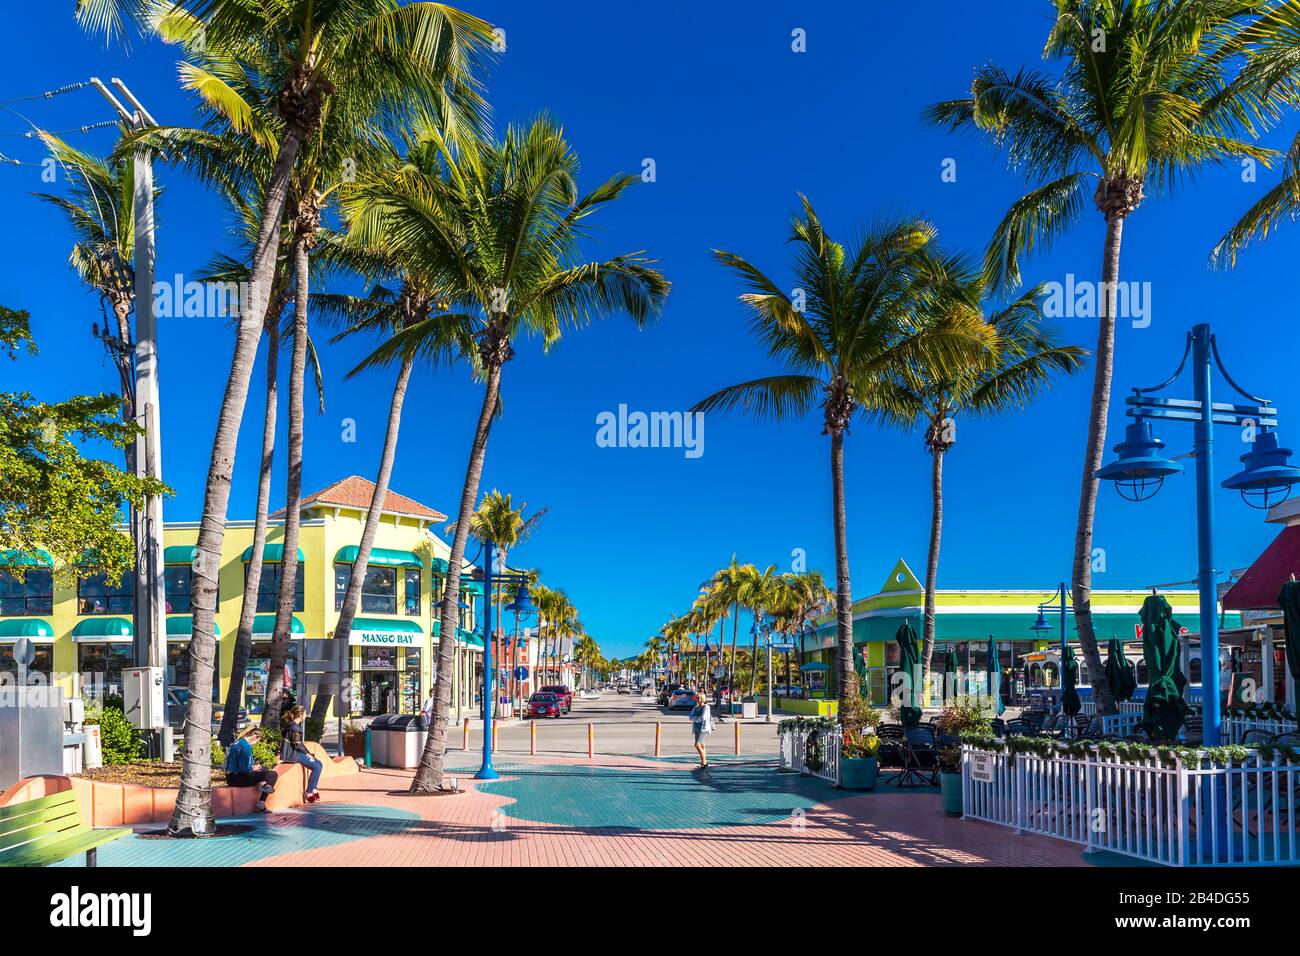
476,539,499,780
1191,324,1221,747
1059,581,1067,712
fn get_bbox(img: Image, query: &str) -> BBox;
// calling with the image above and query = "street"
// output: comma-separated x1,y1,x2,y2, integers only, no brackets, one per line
456,689,780,759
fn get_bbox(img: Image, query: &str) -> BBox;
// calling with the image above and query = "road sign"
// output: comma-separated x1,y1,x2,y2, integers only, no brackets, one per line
11,637,34,667
514,666,528,680
770,642,796,652
712,665,726,679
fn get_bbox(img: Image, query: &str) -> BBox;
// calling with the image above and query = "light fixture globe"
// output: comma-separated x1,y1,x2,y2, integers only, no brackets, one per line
1096,419,1183,502
1030,611,1052,636
1221,429,1300,510
504,582,536,617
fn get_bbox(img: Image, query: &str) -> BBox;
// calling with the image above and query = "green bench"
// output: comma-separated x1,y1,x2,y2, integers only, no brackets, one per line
0,790,131,867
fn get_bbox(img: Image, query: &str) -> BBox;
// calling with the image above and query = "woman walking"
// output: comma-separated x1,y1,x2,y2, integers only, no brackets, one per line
281,705,323,803
689,692,713,769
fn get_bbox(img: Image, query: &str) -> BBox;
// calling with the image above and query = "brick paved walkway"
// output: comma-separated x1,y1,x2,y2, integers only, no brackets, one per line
69,753,1094,867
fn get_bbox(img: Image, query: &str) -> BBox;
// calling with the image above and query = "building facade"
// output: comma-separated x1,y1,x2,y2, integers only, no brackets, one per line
0,477,488,722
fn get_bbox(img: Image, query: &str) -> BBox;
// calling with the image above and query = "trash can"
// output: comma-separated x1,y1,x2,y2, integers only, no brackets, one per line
82,724,103,770
366,715,397,767
741,700,758,719
386,715,429,769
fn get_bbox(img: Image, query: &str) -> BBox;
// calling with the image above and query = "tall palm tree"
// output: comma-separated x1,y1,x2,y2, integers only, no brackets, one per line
81,0,497,835
738,563,779,697
693,199,991,706
703,556,753,700
925,0,1271,715
344,116,669,793
892,280,1086,691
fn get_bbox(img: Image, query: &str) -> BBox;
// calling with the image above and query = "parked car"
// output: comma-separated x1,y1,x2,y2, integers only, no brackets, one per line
656,682,682,706
773,684,805,699
616,683,630,694
526,692,563,719
669,687,700,711
538,684,573,713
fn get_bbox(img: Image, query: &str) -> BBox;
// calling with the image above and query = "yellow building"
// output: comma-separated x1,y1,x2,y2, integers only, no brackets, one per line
0,476,485,723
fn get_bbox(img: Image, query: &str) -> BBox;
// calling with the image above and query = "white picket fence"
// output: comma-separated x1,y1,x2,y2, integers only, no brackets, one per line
778,725,841,786
1225,715,1298,744
962,744,1300,866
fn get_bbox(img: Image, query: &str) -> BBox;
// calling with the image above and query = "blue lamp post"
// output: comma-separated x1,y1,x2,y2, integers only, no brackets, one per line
474,539,535,780
1096,323,1300,746
1031,583,1073,708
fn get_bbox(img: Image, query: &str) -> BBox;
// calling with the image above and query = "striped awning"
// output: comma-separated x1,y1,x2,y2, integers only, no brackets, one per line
0,618,55,642
334,546,422,567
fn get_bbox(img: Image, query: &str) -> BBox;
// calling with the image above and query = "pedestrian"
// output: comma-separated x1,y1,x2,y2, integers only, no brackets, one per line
689,692,713,769
280,704,323,803
224,725,278,813
422,690,435,725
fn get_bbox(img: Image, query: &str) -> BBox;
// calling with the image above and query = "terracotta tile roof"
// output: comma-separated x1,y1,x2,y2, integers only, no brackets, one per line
273,476,447,522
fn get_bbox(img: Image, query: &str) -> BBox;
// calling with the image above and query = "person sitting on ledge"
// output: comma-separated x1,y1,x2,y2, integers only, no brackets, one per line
224,725,278,813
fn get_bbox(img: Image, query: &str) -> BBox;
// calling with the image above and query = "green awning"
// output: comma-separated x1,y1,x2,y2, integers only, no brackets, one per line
461,580,484,595
430,558,450,573
163,545,199,564
165,616,220,641
457,628,483,648
0,618,55,641
0,549,53,568
72,617,133,642
241,544,304,563
349,617,423,647
251,614,305,638
829,609,1242,645
801,661,829,672
333,545,422,568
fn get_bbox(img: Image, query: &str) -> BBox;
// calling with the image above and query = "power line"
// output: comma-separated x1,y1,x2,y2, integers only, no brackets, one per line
0,81,93,107
0,120,120,137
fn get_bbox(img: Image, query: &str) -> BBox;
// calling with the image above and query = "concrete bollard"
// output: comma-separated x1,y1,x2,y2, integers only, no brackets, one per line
462,717,469,751
492,723,499,751
530,719,537,756
654,721,662,758
734,721,741,755
588,722,594,760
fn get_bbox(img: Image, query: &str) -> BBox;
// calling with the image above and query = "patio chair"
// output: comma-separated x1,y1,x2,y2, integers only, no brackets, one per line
1079,715,1106,740
876,724,906,774
1038,713,1064,738
892,726,940,788
1020,711,1046,731
1003,718,1033,737
990,718,1007,738
1242,729,1275,746
1183,714,1203,746
1273,732,1300,748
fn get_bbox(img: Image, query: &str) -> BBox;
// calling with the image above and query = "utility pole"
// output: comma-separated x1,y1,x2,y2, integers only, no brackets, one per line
89,78,167,717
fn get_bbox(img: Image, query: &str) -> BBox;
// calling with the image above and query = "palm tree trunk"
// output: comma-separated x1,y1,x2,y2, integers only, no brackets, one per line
410,361,504,792
262,234,310,733
831,428,854,704
1071,214,1125,717
169,128,304,836
217,313,280,745
748,624,759,697
728,605,739,704
921,442,944,704
311,352,416,726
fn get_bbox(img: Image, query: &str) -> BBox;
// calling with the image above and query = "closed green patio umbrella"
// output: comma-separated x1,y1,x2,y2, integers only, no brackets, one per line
1061,645,1081,717
1104,637,1138,702
895,620,922,726
944,646,961,701
1139,594,1190,741
987,638,1004,716
1280,579,1300,685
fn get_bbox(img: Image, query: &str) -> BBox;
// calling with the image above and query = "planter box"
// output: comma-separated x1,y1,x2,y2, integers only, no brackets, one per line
839,756,878,791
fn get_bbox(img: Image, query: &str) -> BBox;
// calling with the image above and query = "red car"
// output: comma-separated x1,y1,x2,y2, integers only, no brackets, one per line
527,692,563,718
538,684,573,713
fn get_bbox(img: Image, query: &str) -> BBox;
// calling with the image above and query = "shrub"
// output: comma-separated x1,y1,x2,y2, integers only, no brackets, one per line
96,707,144,765
305,716,324,742
210,737,226,768
935,697,993,739
839,685,882,758
253,740,280,768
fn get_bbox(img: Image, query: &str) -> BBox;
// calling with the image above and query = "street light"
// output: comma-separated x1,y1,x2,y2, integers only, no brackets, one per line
473,540,534,780
1096,323,1300,746
1031,583,1072,705
504,587,535,708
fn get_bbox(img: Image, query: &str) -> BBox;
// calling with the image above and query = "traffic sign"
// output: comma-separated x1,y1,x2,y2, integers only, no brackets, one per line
514,666,529,680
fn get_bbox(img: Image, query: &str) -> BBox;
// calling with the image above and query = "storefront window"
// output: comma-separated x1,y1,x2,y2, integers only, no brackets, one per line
404,568,421,616
165,643,221,725
164,564,192,613
431,574,444,606
0,568,53,615
252,563,304,613
0,643,53,683
243,641,299,715
335,563,397,614
78,643,133,703
357,646,400,715
78,570,135,615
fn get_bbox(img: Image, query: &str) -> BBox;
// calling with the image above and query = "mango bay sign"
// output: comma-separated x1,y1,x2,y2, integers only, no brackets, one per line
349,631,420,647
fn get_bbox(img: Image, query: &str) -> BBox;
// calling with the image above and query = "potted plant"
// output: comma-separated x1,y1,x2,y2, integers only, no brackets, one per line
341,721,366,759
838,686,882,790
934,697,993,816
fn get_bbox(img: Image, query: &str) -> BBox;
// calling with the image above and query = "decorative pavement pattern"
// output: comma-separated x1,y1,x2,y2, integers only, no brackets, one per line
69,753,1095,867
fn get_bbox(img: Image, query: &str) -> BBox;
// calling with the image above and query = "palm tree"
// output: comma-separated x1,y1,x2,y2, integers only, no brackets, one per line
1213,2,1300,264
693,199,991,706
738,563,779,697
81,0,497,835
703,557,753,701
925,0,1271,714
343,116,669,793
892,279,1087,692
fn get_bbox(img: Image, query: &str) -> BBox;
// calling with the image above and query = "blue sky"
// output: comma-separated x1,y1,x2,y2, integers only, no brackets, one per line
2,2,1298,658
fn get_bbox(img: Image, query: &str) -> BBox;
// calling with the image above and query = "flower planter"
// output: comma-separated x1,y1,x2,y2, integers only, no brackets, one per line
939,771,962,816
839,756,878,791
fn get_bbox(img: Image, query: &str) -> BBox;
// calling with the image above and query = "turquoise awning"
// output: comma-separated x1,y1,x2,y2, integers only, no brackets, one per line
165,616,220,641
251,614,305,638
72,617,133,642
163,545,199,564
0,618,54,641
0,549,53,568
241,544,305,563
457,628,483,648
461,580,484,595
430,558,450,573
349,617,423,647
334,546,422,567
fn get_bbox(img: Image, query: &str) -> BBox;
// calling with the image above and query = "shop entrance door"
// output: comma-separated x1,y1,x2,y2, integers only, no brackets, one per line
363,672,397,715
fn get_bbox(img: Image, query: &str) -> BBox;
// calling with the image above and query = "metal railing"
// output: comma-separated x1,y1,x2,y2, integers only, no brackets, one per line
778,723,841,786
962,744,1300,866
1225,714,1298,744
